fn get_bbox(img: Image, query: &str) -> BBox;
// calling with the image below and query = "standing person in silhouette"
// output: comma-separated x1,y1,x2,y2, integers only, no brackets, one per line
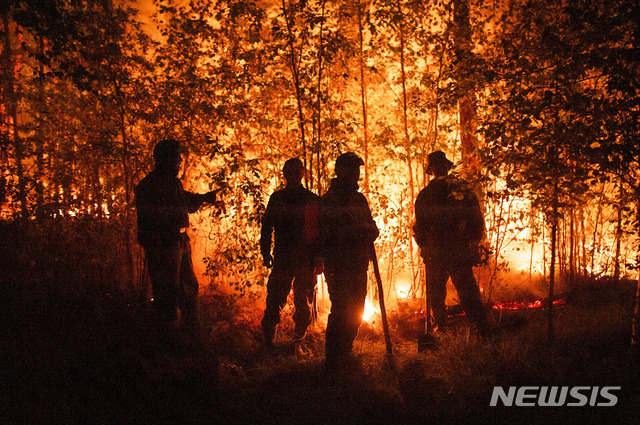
319,152,379,370
413,151,489,336
260,158,321,348
135,139,217,334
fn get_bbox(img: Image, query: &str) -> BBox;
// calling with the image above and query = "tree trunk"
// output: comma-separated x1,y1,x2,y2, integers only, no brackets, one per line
548,178,559,342
313,0,326,194
357,0,370,199
613,186,624,284
529,212,535,285
452,0,479,180
396,1,417,288
282,0,309,188
397,5,414,208
93,157,103,218
590,186,605,277
569,207,576,284
428,42,446,159
111,70,135,287
558,215,565,279
542,215,547,278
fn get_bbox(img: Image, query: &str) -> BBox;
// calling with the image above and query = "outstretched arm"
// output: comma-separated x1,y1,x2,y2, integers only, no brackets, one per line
184,189,217,213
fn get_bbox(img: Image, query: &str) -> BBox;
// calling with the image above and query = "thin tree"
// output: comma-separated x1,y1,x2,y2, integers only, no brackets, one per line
282,0,310,187
452,0,480,180
356,0,370,198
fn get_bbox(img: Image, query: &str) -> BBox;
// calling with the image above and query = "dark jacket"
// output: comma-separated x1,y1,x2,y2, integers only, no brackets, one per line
319,178,379,272
414,174,485,261
260,184,320,265
135,170,203,249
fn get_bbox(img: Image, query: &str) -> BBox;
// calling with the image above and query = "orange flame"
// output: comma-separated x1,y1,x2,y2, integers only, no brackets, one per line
362,297,380,322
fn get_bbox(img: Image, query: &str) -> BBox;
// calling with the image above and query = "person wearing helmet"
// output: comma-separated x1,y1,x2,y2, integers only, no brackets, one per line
319,152,379,370
413,151,489,337
260,158,321,348
135,139,217,334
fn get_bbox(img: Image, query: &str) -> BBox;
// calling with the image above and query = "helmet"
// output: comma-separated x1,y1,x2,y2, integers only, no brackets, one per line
335,152,364,169
153,139,186,161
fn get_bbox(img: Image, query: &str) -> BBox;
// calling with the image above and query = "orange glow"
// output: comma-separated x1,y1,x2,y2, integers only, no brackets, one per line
362,297,379,322
492,298,566,310
395,278,411,299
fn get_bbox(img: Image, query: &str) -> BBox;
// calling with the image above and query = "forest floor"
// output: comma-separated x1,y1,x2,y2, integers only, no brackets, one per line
2,273,640,425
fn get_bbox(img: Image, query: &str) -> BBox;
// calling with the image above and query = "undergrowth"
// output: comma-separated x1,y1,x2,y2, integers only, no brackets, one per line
2,220,639,424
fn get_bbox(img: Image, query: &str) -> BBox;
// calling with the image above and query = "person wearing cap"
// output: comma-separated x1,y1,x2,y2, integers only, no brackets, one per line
260,158,321,347
413,151,489,336
135,138,217,332
319,152,379,369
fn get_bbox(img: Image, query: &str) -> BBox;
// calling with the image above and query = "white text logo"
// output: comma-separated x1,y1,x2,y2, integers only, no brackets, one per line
490,386,620,407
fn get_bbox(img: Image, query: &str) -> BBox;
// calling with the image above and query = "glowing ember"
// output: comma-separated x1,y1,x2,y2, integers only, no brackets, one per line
492,298,567,310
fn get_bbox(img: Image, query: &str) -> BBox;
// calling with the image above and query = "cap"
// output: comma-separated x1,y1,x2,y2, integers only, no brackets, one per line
153,139,186,161
335,152,364,169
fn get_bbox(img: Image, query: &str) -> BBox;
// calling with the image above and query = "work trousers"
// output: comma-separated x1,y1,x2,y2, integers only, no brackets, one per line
324,268,368,363
261,262,316,336
425,257,488,334
145,234,199,325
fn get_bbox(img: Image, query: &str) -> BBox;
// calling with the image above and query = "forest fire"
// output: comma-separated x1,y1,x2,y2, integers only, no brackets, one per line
2,0,638,313
395,279,412,300
2,1,640,423
492,298,567,311
362,298,380,322
314,275,382,324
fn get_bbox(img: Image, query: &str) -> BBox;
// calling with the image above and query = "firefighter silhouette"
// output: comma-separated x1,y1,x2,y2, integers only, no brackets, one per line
413,151,489,336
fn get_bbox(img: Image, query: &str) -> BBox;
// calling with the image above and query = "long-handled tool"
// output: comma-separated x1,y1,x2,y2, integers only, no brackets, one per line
370,245,393,364
418,263,438,352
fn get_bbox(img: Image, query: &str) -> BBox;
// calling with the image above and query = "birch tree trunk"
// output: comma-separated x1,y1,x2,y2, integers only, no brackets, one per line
357,0,370,198
452,0,479,179
282,0,309,187
548,178,559,342
613,185,624,284
396,1,417,288
313,0,326,194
